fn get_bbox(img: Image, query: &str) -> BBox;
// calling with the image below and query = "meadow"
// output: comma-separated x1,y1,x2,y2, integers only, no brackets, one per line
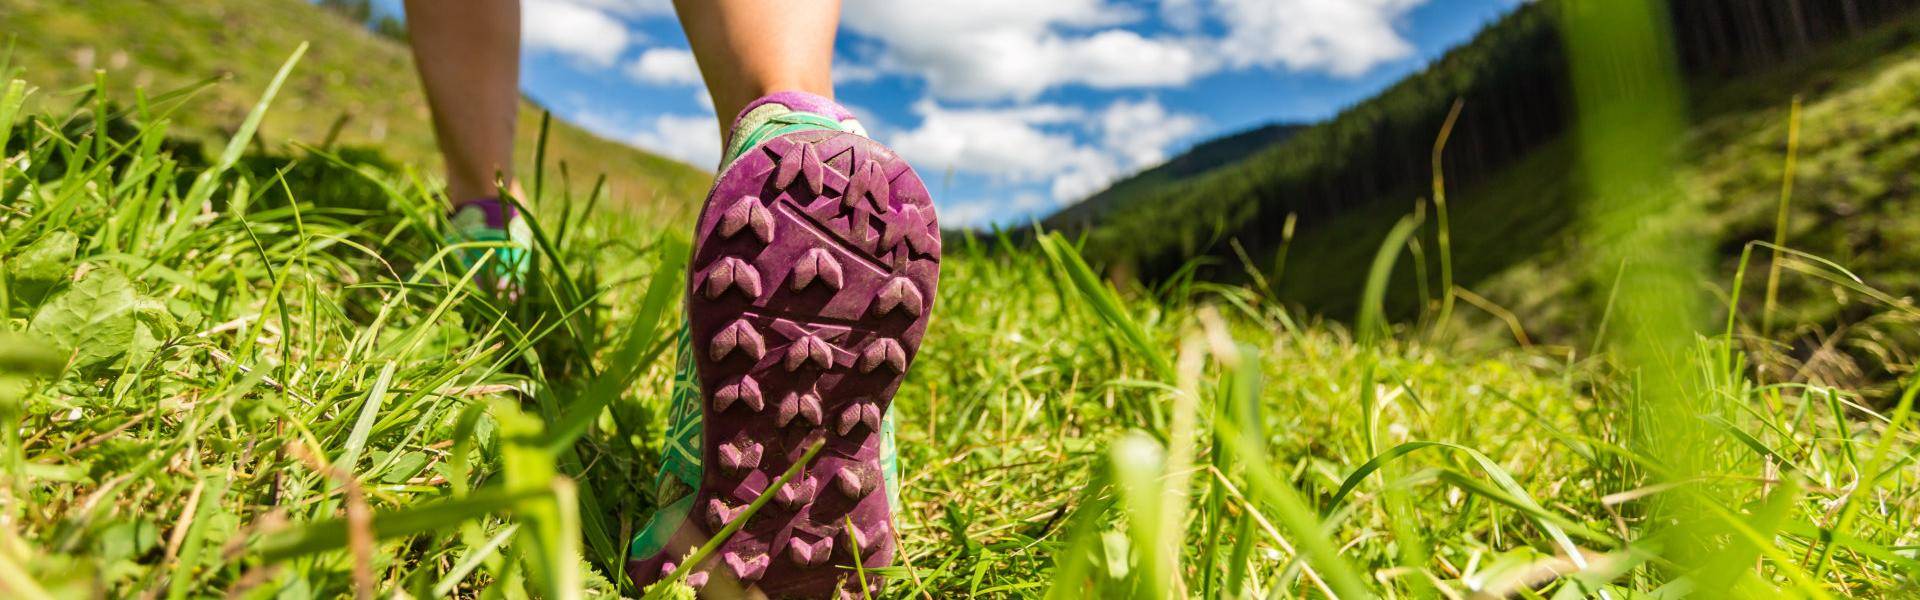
4,43,1920,600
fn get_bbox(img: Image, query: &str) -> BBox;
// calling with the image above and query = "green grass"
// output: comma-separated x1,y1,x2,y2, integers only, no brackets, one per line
1457,15,1920,394
1247,15,1920,401
1052,8,1920,398
7,38,1920,600
0,0,713,218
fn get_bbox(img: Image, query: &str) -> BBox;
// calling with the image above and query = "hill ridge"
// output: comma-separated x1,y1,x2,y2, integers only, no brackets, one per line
1,0,710,215
1049,0,1920,293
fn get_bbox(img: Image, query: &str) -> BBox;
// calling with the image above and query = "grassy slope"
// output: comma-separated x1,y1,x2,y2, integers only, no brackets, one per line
0,0,711,217
6,7,1920,600
6,60,1920,598
1053,8,1920,360
8,72,1920,594
1411,19,1920,390
1041,3,1565,290
1077,15,1920,394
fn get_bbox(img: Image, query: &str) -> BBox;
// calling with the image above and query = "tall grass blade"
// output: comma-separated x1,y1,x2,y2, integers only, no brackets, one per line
540,235,685,454
1356,214,1421,346
490,399,577,599
1809,376,1920,578
1429,98,1465,334
259,487,552,561
1037,233,1174,382
641,440,826,599
165,474,229,600
0,79,28,194
1111,431,1169,596
1328,441,1613,557
1761,97,1803,337
432,524,520,597
1041,471,1117,600
335,362,396,473
184,43,307,206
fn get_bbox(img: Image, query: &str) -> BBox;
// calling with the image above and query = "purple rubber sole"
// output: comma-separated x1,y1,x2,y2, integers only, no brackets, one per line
630,130,940,598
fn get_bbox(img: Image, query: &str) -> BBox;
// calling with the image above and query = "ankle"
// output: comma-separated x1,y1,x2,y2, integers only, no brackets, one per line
720,91,862,165
448,176,520,206
449,181,524,210
731,89,851,125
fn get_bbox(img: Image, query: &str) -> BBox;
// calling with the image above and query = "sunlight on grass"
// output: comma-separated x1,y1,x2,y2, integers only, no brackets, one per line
4,13,1920,598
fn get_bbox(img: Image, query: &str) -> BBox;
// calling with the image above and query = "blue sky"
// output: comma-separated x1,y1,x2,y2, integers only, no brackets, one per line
368,0,1517,227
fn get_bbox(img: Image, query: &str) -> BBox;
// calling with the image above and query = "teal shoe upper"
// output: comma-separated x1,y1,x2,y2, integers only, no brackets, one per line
447,198,533,287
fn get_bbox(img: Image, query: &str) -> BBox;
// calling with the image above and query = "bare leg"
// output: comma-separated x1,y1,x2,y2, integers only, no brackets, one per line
672,0,842,139
404,0,521,203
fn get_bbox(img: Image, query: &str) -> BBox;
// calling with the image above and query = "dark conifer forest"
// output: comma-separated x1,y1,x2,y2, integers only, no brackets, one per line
1048,0,1920,311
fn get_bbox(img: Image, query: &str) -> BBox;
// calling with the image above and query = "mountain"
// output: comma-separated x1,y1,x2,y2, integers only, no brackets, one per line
0,0,711,214
1048,0,1920,310
1043,1,1569,281
1047,123,1302,229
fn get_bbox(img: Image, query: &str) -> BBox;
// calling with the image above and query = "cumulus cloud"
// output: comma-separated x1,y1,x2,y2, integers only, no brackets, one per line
1212,0,1426,76
887,100,1100,181
833,62,884,86
628,114,722,168
561,0,674,17
572,108,721,169
842,0,1209,101
523,0,633,66
627,47,704,86
1098,99,1204,170
1046,161,1124,204
939,202,997,228
841,0,1428,100
884,97,1201,209
1158,0,1207,32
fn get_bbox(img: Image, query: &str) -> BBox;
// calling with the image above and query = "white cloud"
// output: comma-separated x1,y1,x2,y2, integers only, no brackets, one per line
523,0,633,66
1159,0,1207,31
561,0,674,17
1065,30,1213,89
1011,192,1051,212
1048,163,1122,204
842,0,1209,101
887,100,1096,181
1211,0,1426,76
572,107,721,169
840,0,1427,100
940,202,997,228
1098,98,1204,170
943,194,1055,227
884,97,1200,209
629,114,723,168
627,47,704,86
833,62,884,86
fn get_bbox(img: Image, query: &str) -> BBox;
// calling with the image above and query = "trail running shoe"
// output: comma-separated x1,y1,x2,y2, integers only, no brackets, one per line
447,197,533,290
628,92,939,598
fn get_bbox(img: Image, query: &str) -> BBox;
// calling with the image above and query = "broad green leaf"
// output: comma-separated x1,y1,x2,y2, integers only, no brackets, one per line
7,231,76,284
28,267,139,370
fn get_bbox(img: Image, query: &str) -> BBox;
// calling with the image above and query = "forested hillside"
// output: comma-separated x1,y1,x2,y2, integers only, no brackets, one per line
1047,123,1301,228
1052,0,1920,311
